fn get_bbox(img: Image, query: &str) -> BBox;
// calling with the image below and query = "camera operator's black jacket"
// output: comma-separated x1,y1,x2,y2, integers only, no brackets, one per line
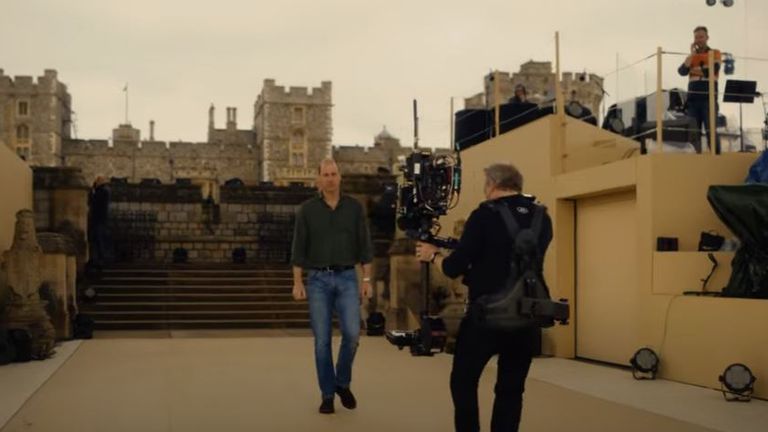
441,194,553,302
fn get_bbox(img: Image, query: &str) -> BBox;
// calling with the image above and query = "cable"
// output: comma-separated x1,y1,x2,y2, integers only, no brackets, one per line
658,295,683,359
599,53,657,78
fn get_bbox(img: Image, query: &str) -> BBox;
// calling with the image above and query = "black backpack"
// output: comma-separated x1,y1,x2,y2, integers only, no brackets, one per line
470,201,569,331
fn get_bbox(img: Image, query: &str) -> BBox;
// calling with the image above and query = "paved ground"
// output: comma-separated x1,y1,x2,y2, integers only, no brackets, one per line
1,333,766,432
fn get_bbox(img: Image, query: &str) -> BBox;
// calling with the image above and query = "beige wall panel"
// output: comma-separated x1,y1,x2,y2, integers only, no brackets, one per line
649,153,756,251
576,191,640,364
561,118,639,173
661,296,768,397
0,144,32,252
652,251,735,295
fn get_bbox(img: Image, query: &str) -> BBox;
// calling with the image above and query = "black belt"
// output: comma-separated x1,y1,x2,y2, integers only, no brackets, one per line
312,265,354,273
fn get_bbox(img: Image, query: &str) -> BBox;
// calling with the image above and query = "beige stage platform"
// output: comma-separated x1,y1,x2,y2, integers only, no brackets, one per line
1,332,766,432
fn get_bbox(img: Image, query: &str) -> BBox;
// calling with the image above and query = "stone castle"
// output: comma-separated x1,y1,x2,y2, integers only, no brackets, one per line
0,63,596,188
0,70,411,189
465,60,605,115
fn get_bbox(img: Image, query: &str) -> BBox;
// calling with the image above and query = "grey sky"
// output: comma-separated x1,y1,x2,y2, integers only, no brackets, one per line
2,0,766,148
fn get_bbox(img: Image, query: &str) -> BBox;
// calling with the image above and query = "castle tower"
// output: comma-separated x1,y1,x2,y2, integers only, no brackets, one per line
254,79,332,185
0,69,72,166
467,61,604,116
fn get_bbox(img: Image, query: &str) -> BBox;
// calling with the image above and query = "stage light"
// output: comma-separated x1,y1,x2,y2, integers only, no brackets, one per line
630,348,659,380
721,0,734,7
706,0,717,5
607,117,625,134
719,363,756,402
83,286,98,301
566,101,585,118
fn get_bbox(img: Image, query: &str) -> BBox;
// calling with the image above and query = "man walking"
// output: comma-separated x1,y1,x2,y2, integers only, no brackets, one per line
291,158,373,414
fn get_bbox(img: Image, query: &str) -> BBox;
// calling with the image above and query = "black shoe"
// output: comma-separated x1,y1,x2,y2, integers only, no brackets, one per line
319,397,335,414
335,386,357,409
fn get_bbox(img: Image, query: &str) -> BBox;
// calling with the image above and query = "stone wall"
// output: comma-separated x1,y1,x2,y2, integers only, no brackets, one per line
106,176,396,265
109,200,303,263
32,166,90,270
62,139,260,186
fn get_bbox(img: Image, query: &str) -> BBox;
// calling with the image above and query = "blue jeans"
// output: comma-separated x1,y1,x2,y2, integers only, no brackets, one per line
306,268,361,398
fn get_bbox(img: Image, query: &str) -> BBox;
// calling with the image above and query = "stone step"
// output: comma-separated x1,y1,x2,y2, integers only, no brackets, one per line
92,293,296,302
82,301,308,312
90,277,294,286
89,285,293,294
92,319,313,330
103,263,293,271
83,264,309,330
99,269,293,278
87,310,311,321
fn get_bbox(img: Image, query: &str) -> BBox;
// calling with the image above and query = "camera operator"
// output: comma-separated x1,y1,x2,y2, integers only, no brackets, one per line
415,163,552,432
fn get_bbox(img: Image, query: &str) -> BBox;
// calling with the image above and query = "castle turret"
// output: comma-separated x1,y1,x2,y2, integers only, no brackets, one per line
0,69,72,166
254,79,332,185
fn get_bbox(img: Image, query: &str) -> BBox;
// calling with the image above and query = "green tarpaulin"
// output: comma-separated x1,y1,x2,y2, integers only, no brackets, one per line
707,184,768,299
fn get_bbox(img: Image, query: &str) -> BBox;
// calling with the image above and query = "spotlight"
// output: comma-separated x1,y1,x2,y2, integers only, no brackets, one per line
608,117,625,134
566,101,585,118
719,363,756,401
83,286,98,302
630,348,659,380
721,0,734,7
706,0,717,5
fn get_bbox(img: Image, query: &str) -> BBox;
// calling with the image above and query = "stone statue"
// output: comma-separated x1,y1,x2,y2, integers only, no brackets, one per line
0,209,56,359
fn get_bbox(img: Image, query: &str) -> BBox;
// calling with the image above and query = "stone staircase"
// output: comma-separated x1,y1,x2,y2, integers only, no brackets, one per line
80,264,309,330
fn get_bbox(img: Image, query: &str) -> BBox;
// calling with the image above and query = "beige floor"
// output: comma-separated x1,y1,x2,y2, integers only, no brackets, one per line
1,335,766,432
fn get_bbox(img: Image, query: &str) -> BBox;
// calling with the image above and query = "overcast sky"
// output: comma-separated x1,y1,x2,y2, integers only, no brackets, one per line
2,0,766,148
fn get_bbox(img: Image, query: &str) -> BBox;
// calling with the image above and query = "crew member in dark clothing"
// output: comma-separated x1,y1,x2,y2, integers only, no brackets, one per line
509,84,529,105
678,26,722,153
88,176,111,269
416,163,552,432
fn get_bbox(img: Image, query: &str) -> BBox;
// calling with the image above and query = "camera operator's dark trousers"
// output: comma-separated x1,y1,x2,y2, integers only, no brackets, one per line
687,98,721,154
451,318,537,432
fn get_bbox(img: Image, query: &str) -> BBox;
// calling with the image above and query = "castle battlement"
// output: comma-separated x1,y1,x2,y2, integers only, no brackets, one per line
561,72,604,87
259,79,332,104
0,69,65,94
138,141,168,155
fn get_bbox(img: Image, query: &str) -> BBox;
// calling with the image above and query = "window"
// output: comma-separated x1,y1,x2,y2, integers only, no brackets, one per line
18,101,29,116
16,147,30,161
292,107,305,124
17,124,30,143
291,130,305,150
291,152,304,167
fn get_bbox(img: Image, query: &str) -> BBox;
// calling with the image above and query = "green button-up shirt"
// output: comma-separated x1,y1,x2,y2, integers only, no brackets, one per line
290,194,373,269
